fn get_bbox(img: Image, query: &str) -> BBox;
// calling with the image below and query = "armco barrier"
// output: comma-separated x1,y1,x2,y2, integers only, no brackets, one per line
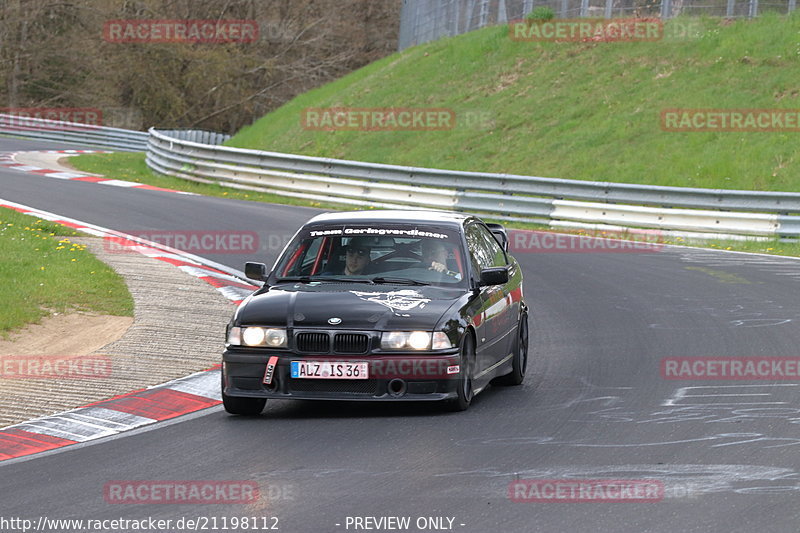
146,128,800,238
0,114,148,152
2,113,797,238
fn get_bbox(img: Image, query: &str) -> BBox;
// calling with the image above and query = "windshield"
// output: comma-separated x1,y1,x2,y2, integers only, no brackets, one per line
273,224,467,286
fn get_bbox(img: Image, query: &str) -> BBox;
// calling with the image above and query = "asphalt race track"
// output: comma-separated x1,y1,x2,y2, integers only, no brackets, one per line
2,137,800,532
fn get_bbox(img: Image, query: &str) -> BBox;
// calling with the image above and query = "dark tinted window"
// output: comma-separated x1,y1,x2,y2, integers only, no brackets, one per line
478,224,507,267
466,223,507,271
273,224,467,286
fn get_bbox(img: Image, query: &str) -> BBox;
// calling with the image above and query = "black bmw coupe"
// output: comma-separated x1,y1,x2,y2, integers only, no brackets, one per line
221,210,528,414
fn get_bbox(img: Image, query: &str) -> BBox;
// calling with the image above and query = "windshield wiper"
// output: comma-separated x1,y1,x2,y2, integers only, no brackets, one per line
370,277,429,286
277,276,374,283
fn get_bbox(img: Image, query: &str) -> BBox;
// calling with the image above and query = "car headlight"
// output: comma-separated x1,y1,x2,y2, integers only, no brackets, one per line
381,331,453,351
227,326,287,348
431,331,453,350
227,326,242,345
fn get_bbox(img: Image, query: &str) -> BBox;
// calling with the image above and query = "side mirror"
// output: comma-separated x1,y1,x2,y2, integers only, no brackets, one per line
486,223,509,252
245,262,268,281
479,266,509,286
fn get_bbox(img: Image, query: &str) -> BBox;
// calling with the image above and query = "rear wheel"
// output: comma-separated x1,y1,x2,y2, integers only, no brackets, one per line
221,370,266,415
445,333,475,412
495,313,528,386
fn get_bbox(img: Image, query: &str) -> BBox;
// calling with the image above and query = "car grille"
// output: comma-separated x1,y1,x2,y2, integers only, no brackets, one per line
296,332,329,353
333,333,369,354
295,332,370,354
289,379,378,395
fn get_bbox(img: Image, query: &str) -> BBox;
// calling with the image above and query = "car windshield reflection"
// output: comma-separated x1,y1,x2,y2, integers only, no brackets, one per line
274,228,467,287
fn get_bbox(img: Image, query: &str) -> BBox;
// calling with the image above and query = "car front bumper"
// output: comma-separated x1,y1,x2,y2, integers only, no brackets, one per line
222,349,462,402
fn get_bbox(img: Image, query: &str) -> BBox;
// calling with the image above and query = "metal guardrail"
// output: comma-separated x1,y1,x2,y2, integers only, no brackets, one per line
146,128,800,239
151,129,232,146
1,113,796,239
0,114,148,152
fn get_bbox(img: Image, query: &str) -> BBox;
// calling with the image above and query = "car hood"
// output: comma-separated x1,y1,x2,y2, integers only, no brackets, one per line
235,283,463,330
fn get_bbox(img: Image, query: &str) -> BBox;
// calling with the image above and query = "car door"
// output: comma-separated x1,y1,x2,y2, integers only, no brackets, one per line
465,223,514,376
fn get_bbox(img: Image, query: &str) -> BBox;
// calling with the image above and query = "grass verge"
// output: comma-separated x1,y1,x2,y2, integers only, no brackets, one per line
0,207,133,338
669,235,800,257
227,13,800,192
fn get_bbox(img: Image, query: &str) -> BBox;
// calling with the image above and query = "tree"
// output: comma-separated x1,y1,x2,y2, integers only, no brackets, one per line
0,0,402,132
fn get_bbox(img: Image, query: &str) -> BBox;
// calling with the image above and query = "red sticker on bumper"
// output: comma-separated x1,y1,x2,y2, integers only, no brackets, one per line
263,356,279,385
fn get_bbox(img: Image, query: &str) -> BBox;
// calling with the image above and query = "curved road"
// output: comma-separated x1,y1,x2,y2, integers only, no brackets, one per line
1,137,799,532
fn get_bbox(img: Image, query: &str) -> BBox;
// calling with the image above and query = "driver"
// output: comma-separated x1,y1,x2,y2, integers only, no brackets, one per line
342,237,372,275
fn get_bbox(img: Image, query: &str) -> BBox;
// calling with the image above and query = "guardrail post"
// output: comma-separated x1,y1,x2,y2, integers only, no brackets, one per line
605,0,614,18
523,0,534,15
661,0,673,19
479,0,489,26
498,0,508,23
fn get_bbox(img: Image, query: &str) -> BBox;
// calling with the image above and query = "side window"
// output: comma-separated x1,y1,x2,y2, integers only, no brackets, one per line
477,224,507,267
282,238,321,276
466,224,493,271
303,238,322,264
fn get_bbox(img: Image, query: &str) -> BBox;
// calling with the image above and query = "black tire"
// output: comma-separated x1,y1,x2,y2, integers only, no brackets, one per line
445,333,475,412
495,313,528,386
221,370,266,415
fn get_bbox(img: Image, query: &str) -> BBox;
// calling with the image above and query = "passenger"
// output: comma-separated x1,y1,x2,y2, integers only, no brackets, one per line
421,240,461,280
421,239,449,273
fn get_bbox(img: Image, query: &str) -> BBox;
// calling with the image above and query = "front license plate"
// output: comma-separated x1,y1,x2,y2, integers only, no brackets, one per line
291,361,368,379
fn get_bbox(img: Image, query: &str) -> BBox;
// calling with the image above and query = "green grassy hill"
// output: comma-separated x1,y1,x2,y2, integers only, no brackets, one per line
227,13,800,191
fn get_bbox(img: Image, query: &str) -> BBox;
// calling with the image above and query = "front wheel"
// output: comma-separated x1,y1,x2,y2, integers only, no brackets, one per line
495,313,528,386
445,333,475,412
221,371,266,415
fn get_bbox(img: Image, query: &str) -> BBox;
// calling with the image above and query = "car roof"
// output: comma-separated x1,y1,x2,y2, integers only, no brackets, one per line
304,209,475,229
